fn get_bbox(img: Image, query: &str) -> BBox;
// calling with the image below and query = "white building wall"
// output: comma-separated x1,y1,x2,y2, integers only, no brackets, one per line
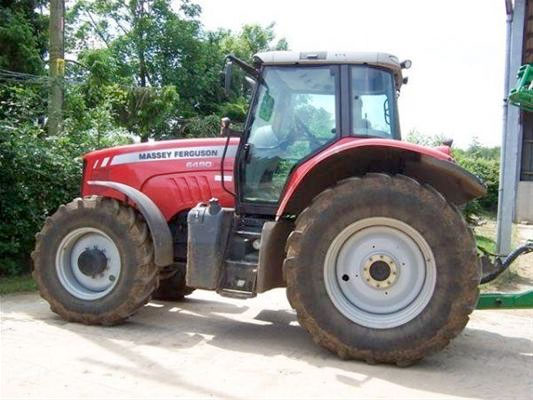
516,181,533,222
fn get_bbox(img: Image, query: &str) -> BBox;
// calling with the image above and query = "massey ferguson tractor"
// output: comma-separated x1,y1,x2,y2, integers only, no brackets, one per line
33,51,497,365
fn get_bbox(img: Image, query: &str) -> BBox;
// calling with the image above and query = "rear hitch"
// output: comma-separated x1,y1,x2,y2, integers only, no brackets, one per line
478,240,533,284
477,240,533,310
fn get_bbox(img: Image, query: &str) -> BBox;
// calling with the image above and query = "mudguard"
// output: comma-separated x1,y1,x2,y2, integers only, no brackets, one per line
88,180,173,266
276,138,487,217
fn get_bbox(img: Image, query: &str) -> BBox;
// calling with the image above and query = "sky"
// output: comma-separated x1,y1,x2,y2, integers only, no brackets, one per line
195,0,507,149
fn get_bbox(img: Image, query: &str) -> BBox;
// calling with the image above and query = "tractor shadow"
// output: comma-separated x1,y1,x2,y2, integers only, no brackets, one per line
9,291,532,399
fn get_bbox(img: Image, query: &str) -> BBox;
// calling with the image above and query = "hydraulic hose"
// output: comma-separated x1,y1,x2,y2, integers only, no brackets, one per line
479,240,533,284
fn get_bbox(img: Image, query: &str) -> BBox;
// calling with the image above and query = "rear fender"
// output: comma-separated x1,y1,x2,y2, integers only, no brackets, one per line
277,140,487,217
88,181,173,267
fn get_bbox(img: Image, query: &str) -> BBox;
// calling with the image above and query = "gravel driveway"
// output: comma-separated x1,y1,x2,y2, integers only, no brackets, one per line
1,289,532,399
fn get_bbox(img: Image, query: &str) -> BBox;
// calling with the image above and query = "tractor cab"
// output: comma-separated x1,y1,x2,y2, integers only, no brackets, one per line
186,52,414,299
226,51,407,213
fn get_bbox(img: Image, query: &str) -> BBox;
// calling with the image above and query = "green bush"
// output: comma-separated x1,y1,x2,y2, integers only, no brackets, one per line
454,150,500,213
406,132,500,219
181,114,221,138
0,84,130,276
0,130,80,275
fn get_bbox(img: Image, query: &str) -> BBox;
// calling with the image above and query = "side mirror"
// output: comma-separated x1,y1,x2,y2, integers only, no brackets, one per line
224,60,233,97
220,117,242,137
220,117,231,137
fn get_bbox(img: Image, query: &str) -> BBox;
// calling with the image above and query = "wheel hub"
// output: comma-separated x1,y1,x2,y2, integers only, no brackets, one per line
77,248,108,277
369,261,390,281
362,254,398,289
56,228,121,300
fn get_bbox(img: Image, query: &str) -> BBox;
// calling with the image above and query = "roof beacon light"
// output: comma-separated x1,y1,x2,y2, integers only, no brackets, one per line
400,59,412,69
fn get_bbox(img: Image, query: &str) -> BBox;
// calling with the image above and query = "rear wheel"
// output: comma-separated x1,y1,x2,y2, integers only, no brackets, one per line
284,174,480,365
32,196,159,325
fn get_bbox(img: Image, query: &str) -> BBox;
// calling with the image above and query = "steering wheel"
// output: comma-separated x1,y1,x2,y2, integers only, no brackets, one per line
384,98,391,126
293,116,322,149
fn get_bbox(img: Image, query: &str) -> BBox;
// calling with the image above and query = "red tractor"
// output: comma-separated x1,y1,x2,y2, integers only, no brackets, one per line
32,51,486,365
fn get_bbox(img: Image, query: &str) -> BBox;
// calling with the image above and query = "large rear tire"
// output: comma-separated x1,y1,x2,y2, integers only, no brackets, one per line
284,174,480,365
32,196,159,325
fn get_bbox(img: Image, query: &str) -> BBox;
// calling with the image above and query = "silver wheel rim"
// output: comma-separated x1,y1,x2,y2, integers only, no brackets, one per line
324,217,436,329
55,228,121,300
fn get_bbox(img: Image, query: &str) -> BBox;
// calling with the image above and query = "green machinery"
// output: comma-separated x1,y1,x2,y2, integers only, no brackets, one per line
476,63,533,309
509,63,533,111
477,241,533,309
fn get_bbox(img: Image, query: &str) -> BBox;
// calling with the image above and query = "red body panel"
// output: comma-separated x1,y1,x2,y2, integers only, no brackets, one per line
82,137,239,220
82,136,452,220
276,137,453,217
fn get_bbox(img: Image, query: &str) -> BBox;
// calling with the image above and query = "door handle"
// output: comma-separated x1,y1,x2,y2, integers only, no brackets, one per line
243,143,252,163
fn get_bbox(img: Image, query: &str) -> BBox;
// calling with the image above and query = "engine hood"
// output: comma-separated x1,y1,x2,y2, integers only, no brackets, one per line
83,137,237,163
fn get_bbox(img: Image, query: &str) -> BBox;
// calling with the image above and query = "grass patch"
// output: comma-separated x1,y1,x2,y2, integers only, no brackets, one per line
0,274,37,295
476,234,497,254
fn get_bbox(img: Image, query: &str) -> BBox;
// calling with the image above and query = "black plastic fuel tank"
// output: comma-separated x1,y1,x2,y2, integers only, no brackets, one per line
186,198,233,290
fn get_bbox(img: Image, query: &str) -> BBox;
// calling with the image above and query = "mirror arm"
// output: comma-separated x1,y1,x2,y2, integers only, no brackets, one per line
226,54,260,79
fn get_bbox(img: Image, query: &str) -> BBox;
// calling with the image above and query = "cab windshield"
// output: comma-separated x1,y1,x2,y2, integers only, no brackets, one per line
243,66,338,203
241,64,397,204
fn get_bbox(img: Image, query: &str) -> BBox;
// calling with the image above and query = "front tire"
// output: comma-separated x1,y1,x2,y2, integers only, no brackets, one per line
32,196,159,325
284,174,480,365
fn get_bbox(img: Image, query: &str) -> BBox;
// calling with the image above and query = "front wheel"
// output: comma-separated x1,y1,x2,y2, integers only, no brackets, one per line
32,196,159,325
284,174,480,365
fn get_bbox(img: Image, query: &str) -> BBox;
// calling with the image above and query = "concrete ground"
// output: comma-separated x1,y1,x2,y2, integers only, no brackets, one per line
1,290,532,400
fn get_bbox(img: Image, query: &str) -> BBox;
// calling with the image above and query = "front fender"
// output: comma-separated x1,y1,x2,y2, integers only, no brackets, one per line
88,180,173,266
277,138,486,217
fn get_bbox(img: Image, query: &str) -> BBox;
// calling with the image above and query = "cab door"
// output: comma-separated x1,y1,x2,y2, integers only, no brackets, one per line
235,65,341,215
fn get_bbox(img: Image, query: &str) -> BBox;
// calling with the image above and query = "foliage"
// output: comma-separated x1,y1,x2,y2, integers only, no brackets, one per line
0,274,37,294
113,85,180,141
405,129,448,147
180,114,220,138
0,0,48,74
65,0,285,120
0,84,131,276
217,23,288,60
405,130,500,220
65,1,285,132
475,234,496,254
453,149,499,212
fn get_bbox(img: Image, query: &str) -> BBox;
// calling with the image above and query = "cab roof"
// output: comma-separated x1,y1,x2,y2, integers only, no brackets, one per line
253,51,405,88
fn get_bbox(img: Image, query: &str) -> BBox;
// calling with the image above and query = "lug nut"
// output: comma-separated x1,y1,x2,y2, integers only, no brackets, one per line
109,275,116,282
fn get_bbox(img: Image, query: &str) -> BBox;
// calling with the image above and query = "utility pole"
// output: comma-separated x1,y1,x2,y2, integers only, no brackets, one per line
48,0,65,136
496,0,526,255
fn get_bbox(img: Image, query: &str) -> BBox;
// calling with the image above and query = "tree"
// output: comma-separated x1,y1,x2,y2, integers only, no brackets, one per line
405,129,448,147
66,1,289,133
0,0,48,74
217,23,288,61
